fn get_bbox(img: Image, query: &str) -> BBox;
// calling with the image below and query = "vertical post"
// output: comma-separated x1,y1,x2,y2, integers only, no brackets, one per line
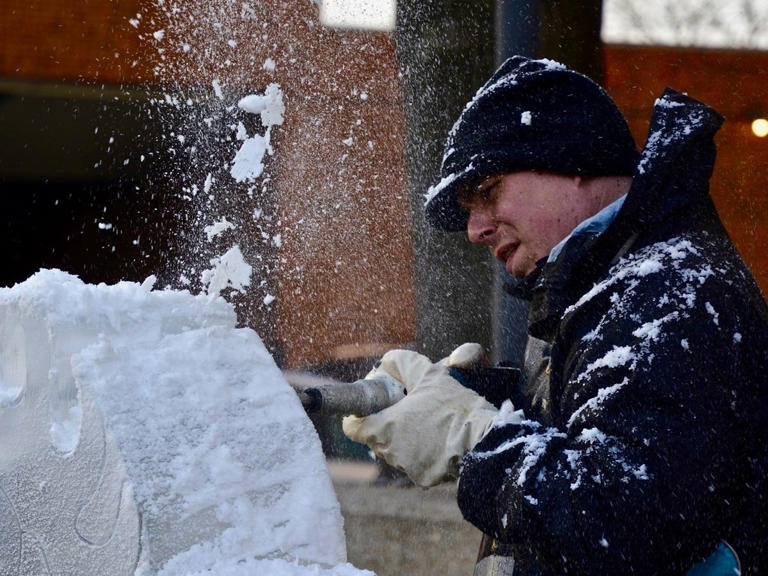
491,0,539,365
491,0,604,365
395,1,497,360
496,0,540,62
540,1,605,82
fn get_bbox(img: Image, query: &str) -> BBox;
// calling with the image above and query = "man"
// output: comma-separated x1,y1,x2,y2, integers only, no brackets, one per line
343,56,768,575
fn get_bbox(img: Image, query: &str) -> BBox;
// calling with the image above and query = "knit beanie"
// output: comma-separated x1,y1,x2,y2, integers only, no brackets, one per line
424,56,640,232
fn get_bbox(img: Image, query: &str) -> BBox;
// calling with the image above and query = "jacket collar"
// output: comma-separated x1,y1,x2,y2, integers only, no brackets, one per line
523,89,724,341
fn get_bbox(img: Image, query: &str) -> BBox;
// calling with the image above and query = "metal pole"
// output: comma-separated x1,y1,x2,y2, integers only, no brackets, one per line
395,0,497,361
490,1,604,366
495,0,539,63
490,0,539,365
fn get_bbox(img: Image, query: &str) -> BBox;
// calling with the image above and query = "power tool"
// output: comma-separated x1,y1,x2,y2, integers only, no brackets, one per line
294,365,521,416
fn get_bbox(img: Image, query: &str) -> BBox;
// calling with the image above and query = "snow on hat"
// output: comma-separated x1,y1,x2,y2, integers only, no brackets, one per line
424,56,640,232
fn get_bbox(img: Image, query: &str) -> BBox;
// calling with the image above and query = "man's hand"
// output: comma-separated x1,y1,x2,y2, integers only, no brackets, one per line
342,346,501,487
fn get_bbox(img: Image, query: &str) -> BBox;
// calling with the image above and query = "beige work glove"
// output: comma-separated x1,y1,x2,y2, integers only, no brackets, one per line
342,344,501,487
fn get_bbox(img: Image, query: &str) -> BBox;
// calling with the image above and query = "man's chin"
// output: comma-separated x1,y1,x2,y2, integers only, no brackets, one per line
506,255,535,279
506,263,527,279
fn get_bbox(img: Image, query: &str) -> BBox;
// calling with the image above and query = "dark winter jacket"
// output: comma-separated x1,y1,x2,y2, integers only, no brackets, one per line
457,89,768,575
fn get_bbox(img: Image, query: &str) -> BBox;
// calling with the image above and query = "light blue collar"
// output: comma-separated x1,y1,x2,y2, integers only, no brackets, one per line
548,194,626,263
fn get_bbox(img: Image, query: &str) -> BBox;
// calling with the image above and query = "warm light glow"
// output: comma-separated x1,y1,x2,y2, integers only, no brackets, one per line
752,118,768,138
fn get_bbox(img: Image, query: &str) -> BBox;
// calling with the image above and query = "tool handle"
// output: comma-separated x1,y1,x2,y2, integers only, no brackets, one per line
447,365,522,409
297,372,406,416
298,366,521,417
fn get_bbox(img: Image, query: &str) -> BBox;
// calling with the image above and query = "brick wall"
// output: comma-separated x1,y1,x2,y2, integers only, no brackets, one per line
0,0,154,83
1,0,414,369
605,45,768,294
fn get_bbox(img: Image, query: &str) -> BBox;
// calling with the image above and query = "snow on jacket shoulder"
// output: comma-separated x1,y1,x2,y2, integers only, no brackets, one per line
457,90,768,576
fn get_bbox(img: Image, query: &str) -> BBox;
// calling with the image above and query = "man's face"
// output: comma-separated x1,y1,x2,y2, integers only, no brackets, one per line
462,171,593,278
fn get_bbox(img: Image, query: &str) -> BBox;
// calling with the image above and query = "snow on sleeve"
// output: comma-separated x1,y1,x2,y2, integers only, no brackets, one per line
564,233,728,432
490,399,525,429
472,423,566,487
632,312,679,341
575,346,635,383
567,378,629,428
565,237,706,316
0,270,360,575
705,301,720,325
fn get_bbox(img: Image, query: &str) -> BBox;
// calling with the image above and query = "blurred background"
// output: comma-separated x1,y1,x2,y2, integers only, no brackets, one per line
2,0,767,373
1,2,767,572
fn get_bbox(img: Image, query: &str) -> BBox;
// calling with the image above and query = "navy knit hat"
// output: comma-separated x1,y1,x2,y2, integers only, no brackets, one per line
424,56,640,232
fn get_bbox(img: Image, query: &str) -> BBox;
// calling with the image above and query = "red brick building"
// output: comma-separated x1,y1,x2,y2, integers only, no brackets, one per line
1,2,766,370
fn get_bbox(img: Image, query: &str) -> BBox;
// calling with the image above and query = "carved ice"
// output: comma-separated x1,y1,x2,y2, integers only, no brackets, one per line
0,270,365,575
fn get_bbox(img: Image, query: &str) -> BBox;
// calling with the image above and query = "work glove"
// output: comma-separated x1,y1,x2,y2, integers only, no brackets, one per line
342,344,519,487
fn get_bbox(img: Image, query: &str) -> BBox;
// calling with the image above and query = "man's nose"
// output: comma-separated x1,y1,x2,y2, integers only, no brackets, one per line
466,208,496,244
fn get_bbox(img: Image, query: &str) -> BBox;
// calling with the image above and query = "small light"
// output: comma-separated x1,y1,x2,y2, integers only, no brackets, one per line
752,118,768,138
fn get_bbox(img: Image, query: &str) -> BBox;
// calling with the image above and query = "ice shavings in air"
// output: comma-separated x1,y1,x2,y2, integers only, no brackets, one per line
137,9,287,298
230,135,270,182
201,244,252,296
230,84,284,184
0,270,370,576
204,217,236,241
238,83,285,126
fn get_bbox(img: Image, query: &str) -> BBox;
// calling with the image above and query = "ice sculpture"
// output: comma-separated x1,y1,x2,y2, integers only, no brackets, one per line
0,270,369,576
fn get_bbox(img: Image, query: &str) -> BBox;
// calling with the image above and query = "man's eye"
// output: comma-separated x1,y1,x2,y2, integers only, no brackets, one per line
478,181,500,202
457,176,500,210
479,185,496,199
